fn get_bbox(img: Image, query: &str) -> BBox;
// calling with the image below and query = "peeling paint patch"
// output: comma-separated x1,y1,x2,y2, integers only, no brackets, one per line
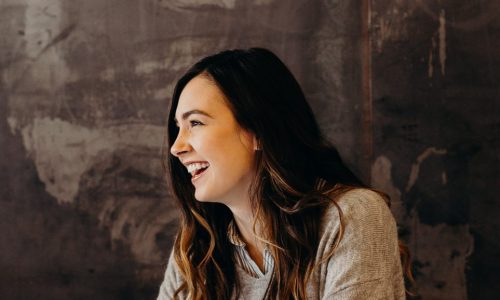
371,155,405,220
6,117,19,135
254,0,275,5
97,195,178,264
375,16,407,53
426,10,446,78
412,223,473,299
4,0,73,92
25,0,71,86
25,0,63,59
21,117,164,204
428,37,435,78
159,0,236,11
372,154,473,299
373,3,417,53
406,147,447,192
376,17,388,52
439,9,446,75
153,85,175,101
135,60,165,75
99,68,116,81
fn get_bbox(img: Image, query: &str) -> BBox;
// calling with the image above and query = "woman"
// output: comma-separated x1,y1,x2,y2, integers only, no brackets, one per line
158,48,412,299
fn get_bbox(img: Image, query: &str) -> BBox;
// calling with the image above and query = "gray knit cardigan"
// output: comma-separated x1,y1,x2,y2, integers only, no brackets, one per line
157,188,406,299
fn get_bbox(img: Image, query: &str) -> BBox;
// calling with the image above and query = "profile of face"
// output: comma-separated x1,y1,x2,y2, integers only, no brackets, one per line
170,75,258,206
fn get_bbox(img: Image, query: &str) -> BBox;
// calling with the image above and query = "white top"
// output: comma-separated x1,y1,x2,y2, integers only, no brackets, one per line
226,220,274,278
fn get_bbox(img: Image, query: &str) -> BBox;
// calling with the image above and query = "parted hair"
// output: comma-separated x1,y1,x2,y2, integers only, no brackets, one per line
163,48,413,299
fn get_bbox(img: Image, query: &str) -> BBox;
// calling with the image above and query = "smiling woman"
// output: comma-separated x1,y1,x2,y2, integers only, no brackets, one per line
171,76,258,206
158,48,413,300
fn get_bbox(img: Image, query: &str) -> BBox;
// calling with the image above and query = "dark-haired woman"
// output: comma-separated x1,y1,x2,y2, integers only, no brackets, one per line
157,48,411,299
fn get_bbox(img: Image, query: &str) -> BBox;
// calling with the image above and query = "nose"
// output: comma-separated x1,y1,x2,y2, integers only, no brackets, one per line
170,130,191,157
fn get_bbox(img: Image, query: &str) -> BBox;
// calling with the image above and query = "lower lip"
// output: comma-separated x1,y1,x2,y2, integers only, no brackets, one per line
191,168,208,184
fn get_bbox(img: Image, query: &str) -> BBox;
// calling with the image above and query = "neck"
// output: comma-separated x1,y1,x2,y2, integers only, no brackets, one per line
227,199,265,255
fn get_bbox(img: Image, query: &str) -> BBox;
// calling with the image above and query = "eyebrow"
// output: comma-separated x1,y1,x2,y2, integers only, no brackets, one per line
174,109,213,124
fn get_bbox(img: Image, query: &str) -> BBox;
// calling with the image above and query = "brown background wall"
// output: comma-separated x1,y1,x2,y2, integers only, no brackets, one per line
0,0,498,299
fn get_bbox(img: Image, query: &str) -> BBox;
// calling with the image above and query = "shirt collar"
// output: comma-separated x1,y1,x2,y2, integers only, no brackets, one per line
227,219,247,247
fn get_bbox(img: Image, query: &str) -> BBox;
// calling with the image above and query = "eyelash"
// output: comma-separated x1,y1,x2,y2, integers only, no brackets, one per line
189,120,204,128
174,120,204,129
189,120,204,127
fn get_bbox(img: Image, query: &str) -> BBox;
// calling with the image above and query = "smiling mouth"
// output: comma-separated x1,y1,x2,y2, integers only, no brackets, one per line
192,166,208,182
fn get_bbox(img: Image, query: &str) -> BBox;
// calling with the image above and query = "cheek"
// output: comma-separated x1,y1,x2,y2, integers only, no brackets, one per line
191,132,232,166
192,127,254,172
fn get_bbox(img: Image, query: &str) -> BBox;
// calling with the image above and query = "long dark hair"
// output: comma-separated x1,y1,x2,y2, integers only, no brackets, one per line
164,48,412,299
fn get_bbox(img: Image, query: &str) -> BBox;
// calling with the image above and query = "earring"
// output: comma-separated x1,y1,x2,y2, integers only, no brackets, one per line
253,136,261,151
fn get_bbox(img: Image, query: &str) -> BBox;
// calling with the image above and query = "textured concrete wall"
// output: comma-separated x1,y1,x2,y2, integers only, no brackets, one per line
371,1,500,299
0,0,363,299
1,0,498,299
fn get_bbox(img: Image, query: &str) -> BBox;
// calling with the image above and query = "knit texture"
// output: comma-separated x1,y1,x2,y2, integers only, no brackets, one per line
157,188,406,299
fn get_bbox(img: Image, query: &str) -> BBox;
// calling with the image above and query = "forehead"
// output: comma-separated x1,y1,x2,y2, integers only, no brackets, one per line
176,75,228,117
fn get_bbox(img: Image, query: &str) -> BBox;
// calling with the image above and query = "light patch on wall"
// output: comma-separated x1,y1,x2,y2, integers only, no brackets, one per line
428,37,435,78
376,17,390,52
159,0,236,11
441,171,447,185
163,38,219,71
5,0,73,92
439,9,446,75
18,120,174,264
153,85,175,101
371,155,405,220
374,14,411,53
135,61,164,75
412,223,473,299
99,67,116,81
97,195,178,264
254,0,275,5
21,117,164,204
24,0,62,58
7,117,19,135
428,9,447,78
372,3,419,53
136,38,219,74
406,147,447,192
371,154,473,299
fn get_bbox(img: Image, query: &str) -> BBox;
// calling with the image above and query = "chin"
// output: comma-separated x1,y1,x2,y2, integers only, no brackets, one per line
194,190,226,204
193,190,213,202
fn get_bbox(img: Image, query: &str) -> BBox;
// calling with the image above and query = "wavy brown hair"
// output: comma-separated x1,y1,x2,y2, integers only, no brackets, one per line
163,48,414,299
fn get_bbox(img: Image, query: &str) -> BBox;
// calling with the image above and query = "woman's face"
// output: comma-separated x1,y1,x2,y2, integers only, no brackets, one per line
170,75,258,206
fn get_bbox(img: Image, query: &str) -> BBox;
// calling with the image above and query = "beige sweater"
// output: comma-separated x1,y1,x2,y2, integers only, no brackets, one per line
157,188,406,299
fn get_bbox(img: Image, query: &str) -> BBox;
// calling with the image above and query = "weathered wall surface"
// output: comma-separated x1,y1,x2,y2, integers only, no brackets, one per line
0,0,498,299
370,0,500,299
0,0,363,299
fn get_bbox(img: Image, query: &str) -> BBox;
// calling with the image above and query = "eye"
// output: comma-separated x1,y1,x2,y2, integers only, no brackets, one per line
190,120,204,127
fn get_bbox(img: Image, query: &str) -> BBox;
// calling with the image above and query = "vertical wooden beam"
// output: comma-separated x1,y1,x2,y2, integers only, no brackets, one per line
360,0,373,184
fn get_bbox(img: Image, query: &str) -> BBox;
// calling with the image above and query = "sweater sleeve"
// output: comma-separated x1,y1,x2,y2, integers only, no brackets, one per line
320,189,406,300
157,248,186,300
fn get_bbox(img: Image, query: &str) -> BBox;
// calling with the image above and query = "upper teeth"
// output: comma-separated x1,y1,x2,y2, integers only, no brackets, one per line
187,162,209,175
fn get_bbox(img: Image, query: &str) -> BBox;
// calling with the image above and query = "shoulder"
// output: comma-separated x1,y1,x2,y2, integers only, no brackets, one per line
324,187,393,225
157,248,186,300
314,188,405,298
319,187,398,247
